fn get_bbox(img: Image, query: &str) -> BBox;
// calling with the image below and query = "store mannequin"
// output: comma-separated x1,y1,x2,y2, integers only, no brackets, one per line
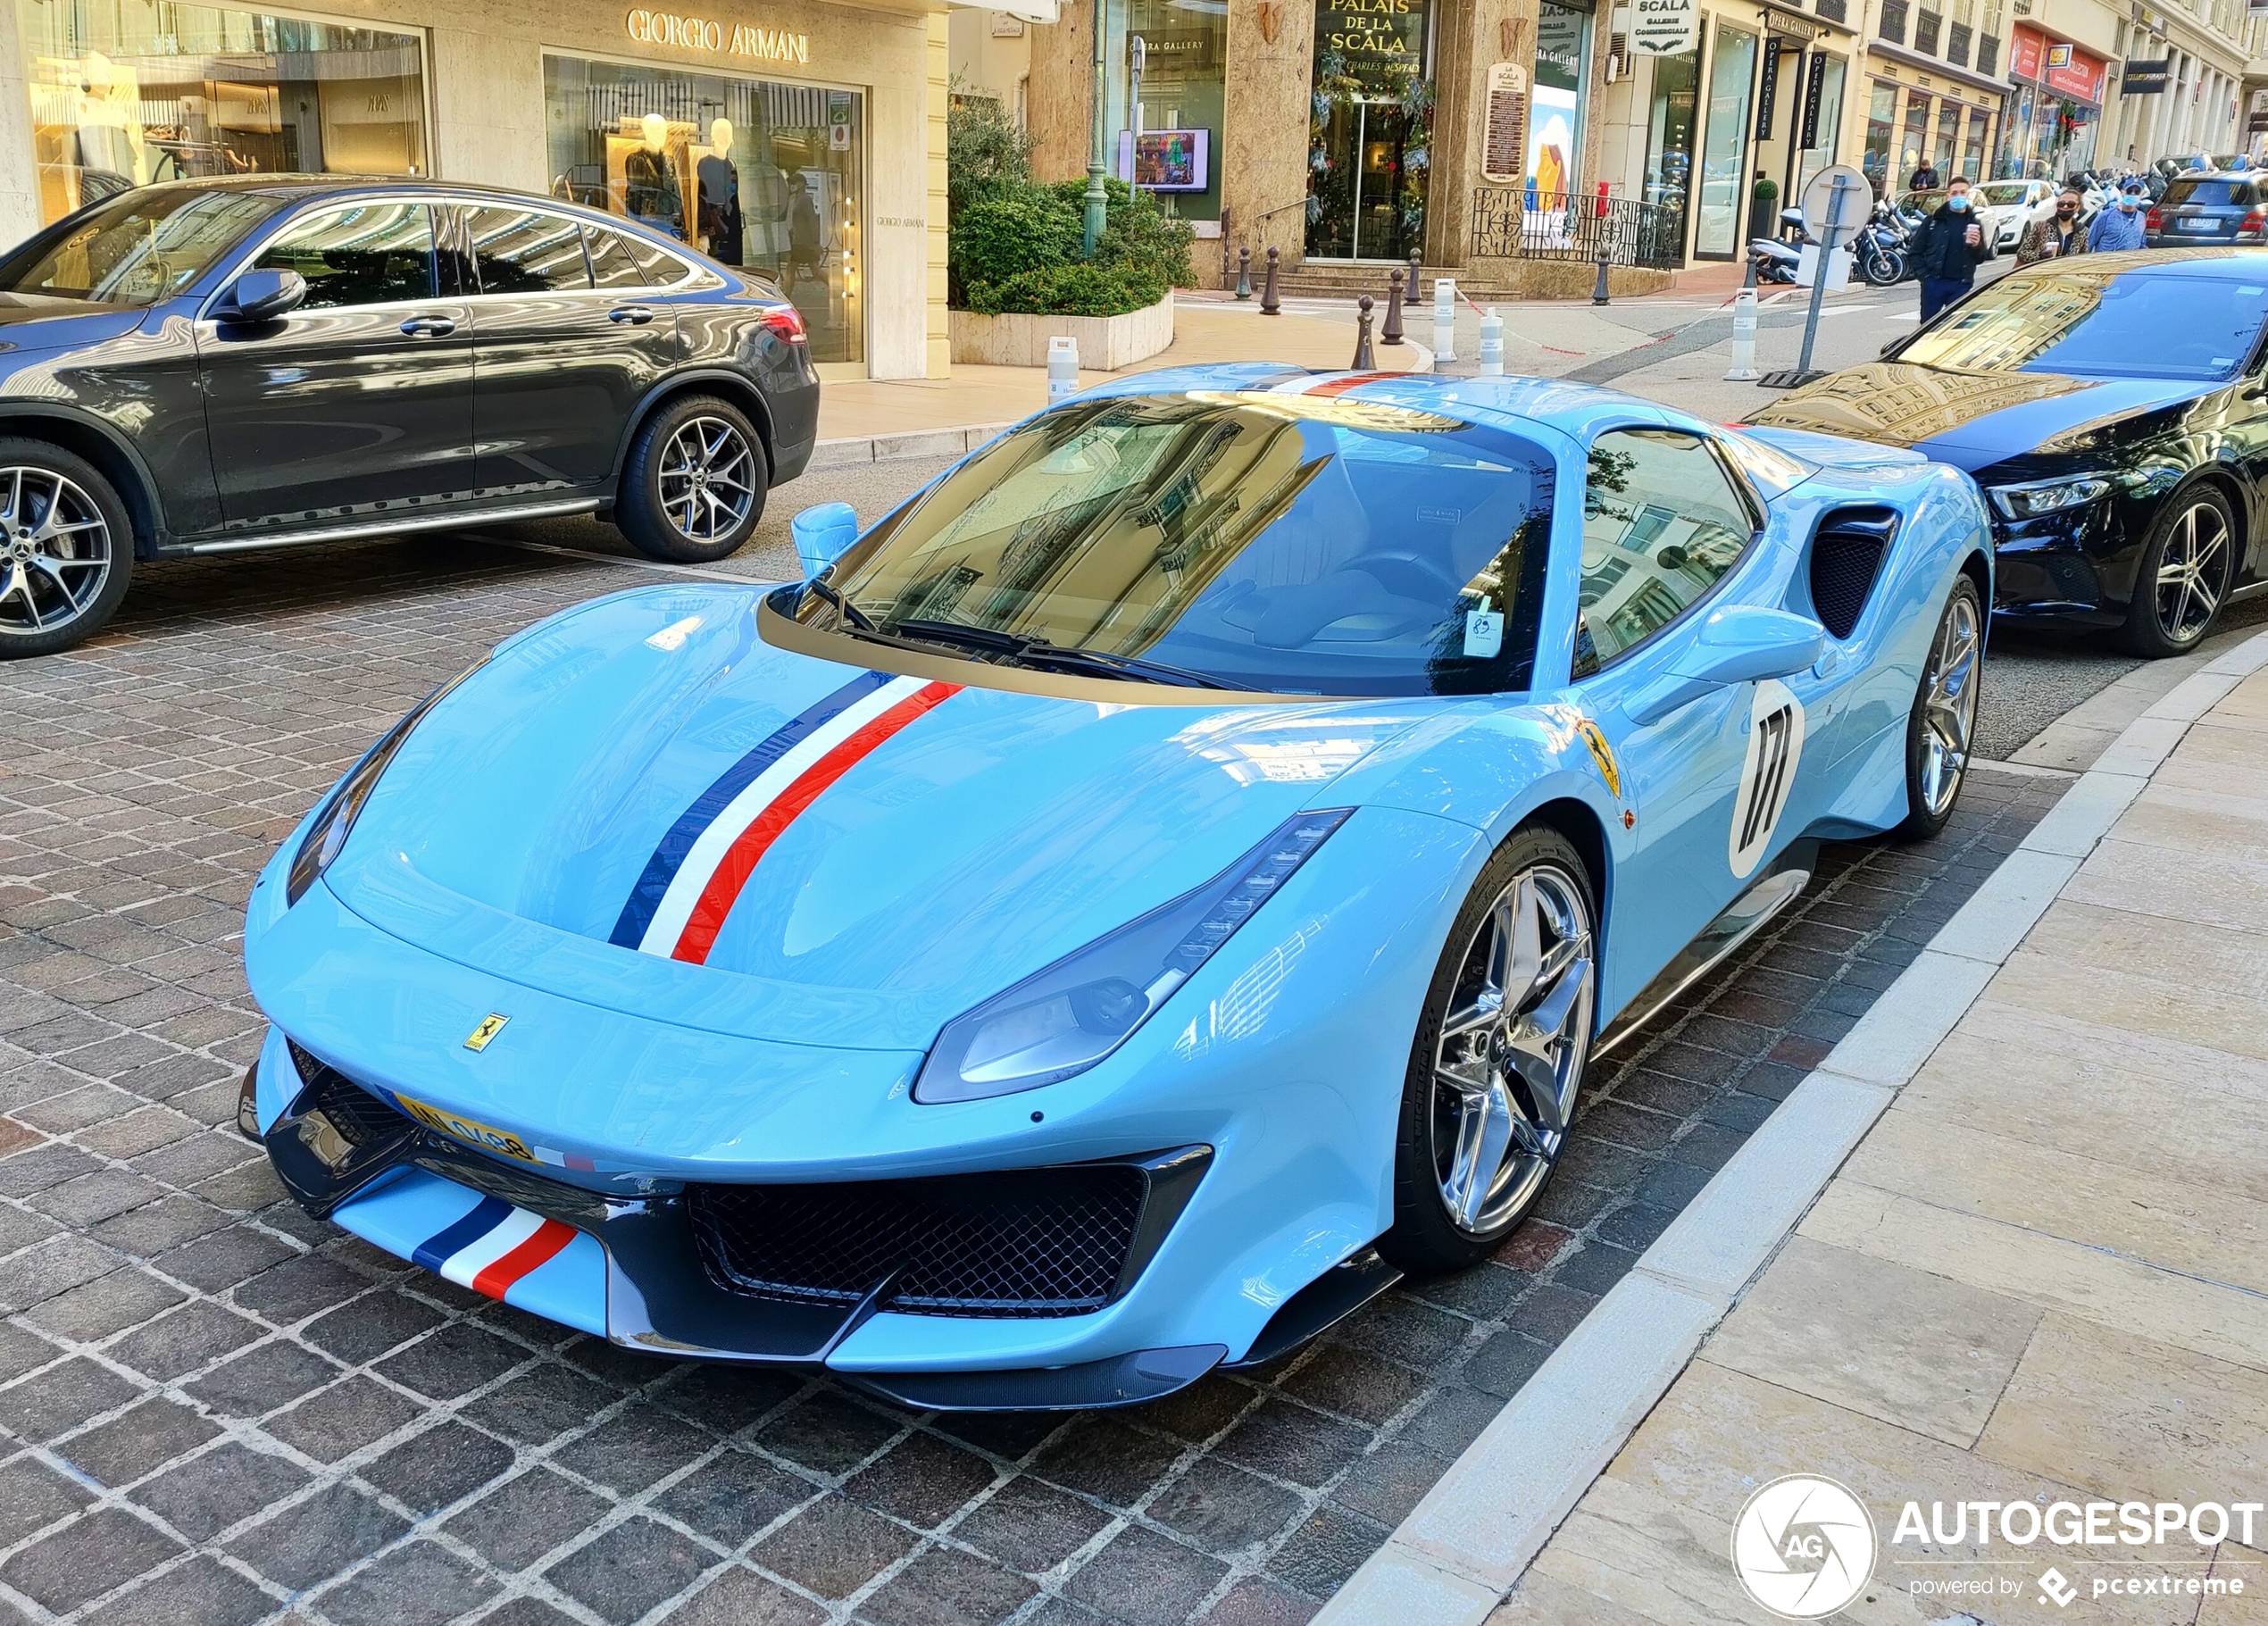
623,113,683,237
698,116,744,264
71,51,146,194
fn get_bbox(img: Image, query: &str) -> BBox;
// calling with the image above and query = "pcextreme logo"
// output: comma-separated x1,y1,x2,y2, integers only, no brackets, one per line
1730,1475,1877,1619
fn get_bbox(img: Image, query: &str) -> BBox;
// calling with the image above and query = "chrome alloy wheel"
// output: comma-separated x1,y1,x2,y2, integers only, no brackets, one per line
1918,588,1981,818
655,415,758,544
0,466,112,638
1430,863,1596,1235
2155,498,2230,645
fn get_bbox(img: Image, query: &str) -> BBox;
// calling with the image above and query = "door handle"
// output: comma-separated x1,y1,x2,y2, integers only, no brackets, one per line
608,305,655,325
399,315,456,338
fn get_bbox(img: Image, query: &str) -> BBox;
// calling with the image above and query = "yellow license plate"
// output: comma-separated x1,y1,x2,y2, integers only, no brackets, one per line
395,1093,537,1163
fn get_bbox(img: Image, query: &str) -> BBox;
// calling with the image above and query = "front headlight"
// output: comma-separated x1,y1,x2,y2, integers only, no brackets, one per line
285,662,486,905
913,809,1355,1104
1988,473,2115,521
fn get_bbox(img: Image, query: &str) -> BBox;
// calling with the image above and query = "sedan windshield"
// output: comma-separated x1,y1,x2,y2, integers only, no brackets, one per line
1973,183,2036,206
1897,263,2268,380
804,392,1557,697
0,189,276,306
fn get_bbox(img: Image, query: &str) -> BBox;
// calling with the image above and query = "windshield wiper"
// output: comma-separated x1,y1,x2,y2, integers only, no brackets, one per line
802,576,878,632
888,618,1230,689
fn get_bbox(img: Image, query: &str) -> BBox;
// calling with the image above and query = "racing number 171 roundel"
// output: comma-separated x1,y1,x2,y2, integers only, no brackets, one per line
1730,680,1805,880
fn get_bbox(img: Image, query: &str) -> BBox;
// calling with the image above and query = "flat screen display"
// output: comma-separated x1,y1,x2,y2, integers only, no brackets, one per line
1116,128,1210,192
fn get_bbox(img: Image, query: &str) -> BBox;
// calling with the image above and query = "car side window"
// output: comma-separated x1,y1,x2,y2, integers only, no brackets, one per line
465,207,593,294
254,201,436,310
1573,428,1757,677
585,227,647,289
629,237,690,286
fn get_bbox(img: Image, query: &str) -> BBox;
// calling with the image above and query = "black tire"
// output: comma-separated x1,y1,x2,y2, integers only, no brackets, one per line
1897,576,1985,841
0,438,134,659
2120,484,2235,658
1380,825,1597,1274
616,395,768,563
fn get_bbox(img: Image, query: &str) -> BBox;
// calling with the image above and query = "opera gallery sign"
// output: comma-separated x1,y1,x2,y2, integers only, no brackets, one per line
1630,0,1698,57
626,7,811,64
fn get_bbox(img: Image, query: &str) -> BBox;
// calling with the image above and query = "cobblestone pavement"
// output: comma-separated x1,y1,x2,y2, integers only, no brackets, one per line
0,537,2066,1626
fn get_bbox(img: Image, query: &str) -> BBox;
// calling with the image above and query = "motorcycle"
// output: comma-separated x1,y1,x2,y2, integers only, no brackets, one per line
1855,200,1908,286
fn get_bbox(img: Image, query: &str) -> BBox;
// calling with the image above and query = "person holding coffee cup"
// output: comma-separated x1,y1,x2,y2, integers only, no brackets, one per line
1910,177,1996,322
2016,187,2089,266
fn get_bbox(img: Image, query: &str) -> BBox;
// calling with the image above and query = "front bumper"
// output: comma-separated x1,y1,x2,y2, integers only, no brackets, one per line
255,1034,1229,1408
1985,495,2136,628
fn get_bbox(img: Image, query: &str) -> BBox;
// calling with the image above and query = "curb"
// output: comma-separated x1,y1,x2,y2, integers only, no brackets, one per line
1316,625,2268,1626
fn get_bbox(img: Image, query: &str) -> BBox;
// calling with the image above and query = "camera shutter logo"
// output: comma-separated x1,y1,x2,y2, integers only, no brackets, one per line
1730,1474,1878,1619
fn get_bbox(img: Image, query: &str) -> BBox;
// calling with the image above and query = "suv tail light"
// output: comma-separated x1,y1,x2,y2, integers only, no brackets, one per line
762,306,808,344
2146,208,2164,232
2243,208,2266,234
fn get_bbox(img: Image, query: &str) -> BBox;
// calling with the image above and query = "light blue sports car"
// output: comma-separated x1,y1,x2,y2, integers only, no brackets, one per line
240,366,1989,1409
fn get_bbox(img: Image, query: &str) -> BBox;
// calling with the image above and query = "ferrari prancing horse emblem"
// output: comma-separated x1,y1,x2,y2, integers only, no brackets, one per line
463,1013,510,1052
1575,718,1622,799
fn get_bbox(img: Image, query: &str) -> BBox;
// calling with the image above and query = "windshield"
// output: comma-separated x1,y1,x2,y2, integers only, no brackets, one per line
1897,263,2268,381
1897,189,1947,213
0,189,276,306
2162,179,2255,208
1975,184,2035,205
805,392,1557,697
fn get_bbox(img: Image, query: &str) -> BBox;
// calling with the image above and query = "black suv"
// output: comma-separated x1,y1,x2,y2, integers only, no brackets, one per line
0,177,821,655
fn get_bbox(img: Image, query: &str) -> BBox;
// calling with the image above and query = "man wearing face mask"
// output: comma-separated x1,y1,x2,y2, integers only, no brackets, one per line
2016,186,2089,265
1910,176,1995,322
2089,181,2150,251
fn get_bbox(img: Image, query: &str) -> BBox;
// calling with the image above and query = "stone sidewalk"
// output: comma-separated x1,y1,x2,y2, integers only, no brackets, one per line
1488,646,2268,1624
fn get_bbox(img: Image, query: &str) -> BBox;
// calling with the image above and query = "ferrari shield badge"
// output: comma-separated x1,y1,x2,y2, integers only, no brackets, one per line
1575,718,1622,800
463,1013,510,1053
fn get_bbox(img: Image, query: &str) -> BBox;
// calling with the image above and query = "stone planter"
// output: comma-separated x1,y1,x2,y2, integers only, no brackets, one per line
949,290,1174,371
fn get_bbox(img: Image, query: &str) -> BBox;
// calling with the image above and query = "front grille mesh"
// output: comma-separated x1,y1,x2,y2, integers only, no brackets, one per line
1810,508,1897,639
688,1164,1148,1318
287,1040,413,1147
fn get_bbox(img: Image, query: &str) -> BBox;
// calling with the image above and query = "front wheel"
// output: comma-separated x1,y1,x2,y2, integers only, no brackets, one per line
1897,577,1984,840
1380,826,1597,1274
0,440,135,659
616,395,769,563
2121,486,2234,658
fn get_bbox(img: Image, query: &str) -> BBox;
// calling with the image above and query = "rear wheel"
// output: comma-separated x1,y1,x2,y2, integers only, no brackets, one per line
0,440,134,659
616,395,768,563
2122,486,2234,657
1897,577,1983,840
1380,826,1597,1273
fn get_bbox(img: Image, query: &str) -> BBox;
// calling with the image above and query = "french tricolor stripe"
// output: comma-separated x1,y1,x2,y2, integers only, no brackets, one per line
412,1196,577,1301
611,671,959,964
1264,372,1397,397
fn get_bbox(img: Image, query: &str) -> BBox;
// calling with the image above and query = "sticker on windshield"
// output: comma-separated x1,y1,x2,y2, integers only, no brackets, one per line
1463,605,1505,658
1730,680,1805,880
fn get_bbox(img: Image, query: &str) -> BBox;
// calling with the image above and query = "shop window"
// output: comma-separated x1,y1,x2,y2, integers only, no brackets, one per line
1643,48,1703,253
467,207,593,294
1962,106,1989,179
1693,26,1757,259
1864,80,1897,195
1935,99,1960,171
19,0,426,227
1797,57,1847,197
254,201,436,309
1121,0,1226,223
1306,0,1434,261
1531,2,1589,205
1900,88,1932,180
543,54,863,364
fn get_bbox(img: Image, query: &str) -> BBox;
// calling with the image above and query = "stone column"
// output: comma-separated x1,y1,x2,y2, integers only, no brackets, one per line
429,29,547,193
1028,0,1099,184
1222,0,1317,272
0,0,44,249
1430,0,1539,269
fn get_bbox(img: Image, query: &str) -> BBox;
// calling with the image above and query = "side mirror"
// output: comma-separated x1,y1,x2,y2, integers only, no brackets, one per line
219,268,305,324
1625,606,1827,727
791,501,858,580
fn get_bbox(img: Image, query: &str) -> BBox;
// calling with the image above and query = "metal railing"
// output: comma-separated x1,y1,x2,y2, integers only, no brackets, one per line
1470,188,1683,271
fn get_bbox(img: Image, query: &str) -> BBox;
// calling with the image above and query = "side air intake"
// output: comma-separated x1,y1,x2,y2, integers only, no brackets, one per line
1808,507,1897,639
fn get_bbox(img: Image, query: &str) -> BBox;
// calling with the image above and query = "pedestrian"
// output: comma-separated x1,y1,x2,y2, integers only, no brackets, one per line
2016,186,2090,265
1909,157,1943,190
1910,176,1993,322
2088,181,2149,251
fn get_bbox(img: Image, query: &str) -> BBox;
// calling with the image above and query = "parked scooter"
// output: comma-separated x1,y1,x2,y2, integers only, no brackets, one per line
1855,200,1908,285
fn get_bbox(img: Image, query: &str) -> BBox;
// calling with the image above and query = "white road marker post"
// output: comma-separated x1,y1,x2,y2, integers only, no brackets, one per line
1725,274,1761,382
1047,335,1079,403
1433,277,1457,363
1478,307,1505,376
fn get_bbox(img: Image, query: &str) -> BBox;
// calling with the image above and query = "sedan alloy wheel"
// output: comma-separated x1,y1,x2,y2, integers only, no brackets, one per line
657,415,760,545
2154,496,2230,646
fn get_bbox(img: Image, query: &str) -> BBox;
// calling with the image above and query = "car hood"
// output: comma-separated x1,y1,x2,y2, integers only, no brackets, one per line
324,585,1445,1051
0,295,147,352
1747,361,2213,467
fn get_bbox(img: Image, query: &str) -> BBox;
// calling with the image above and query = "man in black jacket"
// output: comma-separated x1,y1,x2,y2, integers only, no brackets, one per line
1910,176,1993,322
1909,158,1943,189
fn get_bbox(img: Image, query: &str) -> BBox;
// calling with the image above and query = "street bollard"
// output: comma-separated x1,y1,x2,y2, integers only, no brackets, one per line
1381,268,1405,346
1047,335,1078,403
1260,246,1281,315
1432,277,1456,363
1478,306,1504,376
1235,246,1252,301
1591,250,1612,306
1353,295,1376,369
1724,285,1760,381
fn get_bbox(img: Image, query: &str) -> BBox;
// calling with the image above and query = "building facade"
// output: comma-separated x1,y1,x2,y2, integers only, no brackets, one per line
0,0,959,378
